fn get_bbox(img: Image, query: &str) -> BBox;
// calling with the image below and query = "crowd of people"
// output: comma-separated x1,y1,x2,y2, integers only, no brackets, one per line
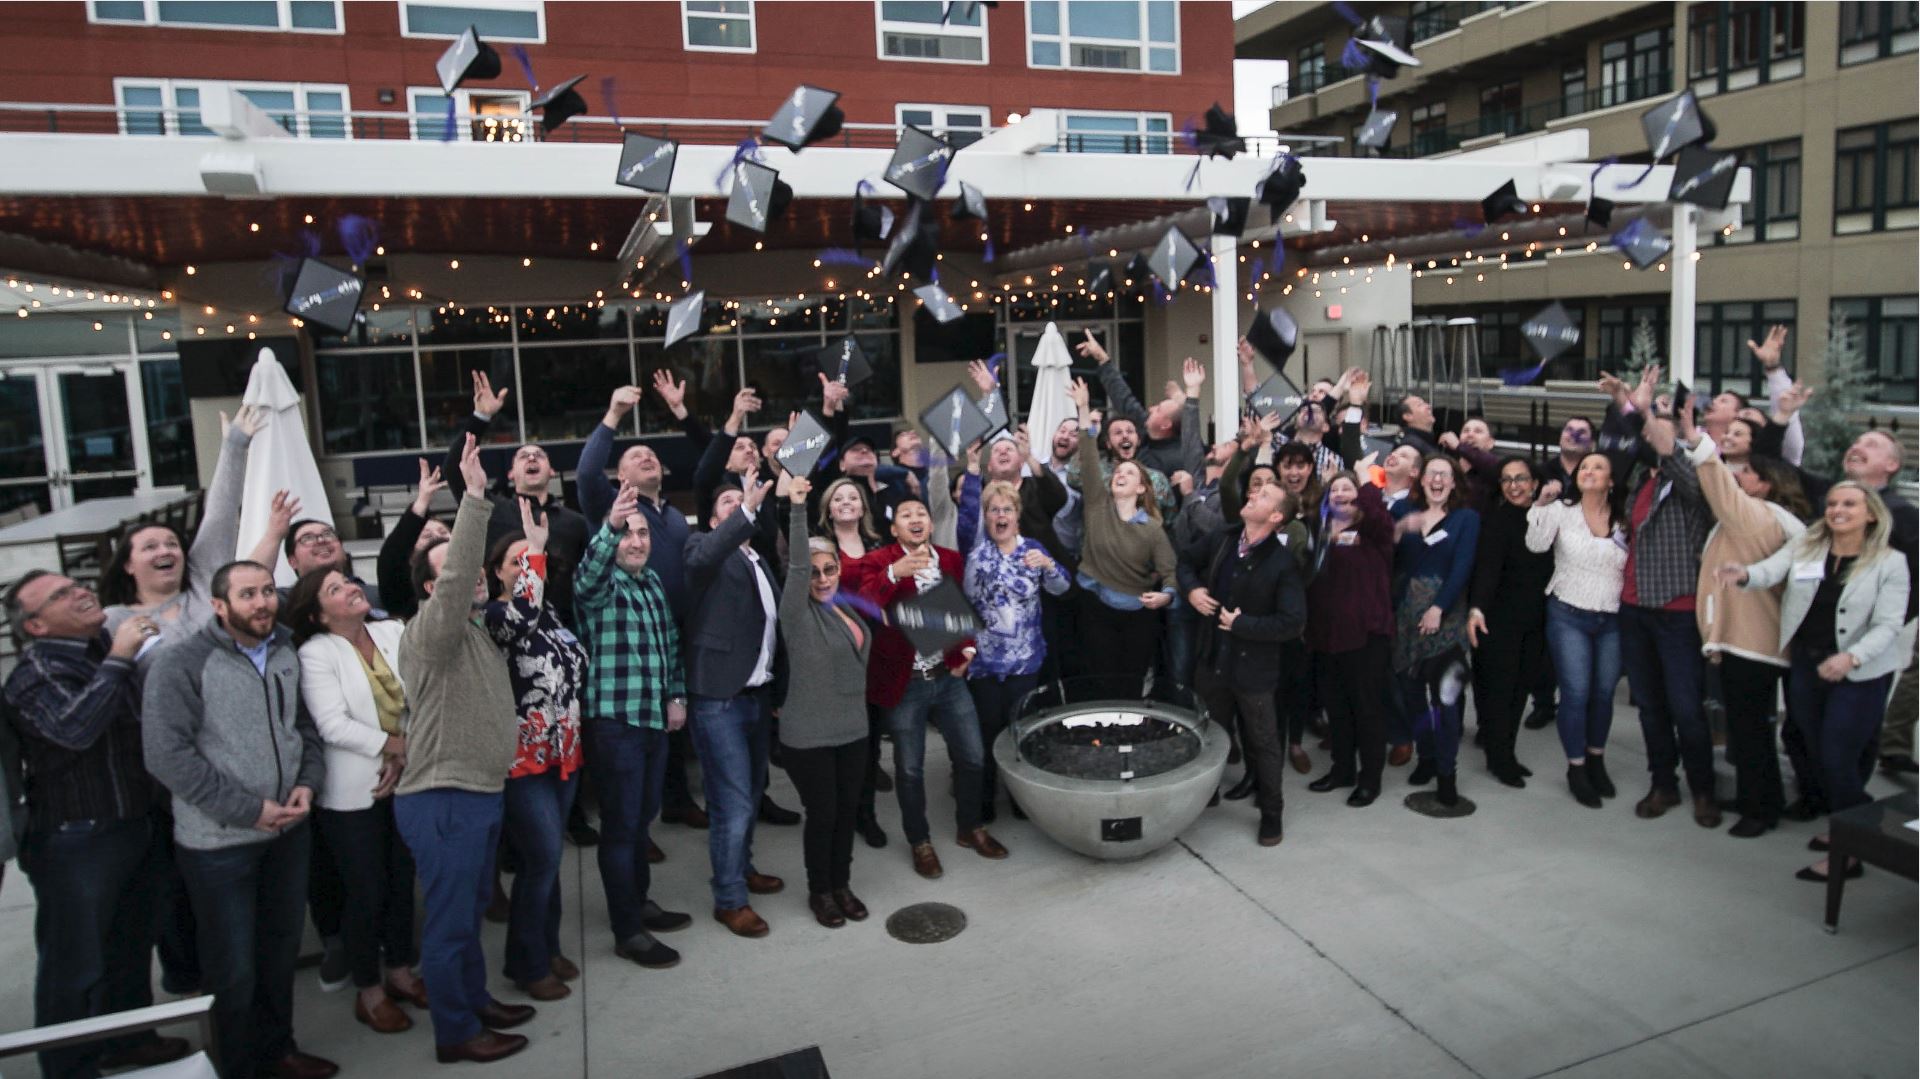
0,324,1913,1078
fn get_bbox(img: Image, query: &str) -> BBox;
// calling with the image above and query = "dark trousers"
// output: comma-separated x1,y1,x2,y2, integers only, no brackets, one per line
1787,646,1895,817
1474,619,1546,769
1400,656,1465,777
1080,593,1162,699
1039,587,1080,684
782,738,867,895
307,813,344,942
153,821,201,995
662,727,699,813
1718,655,1787,825
888,672,987,845
968,672,1038,810
393,789,502,1048
1162,597,1198,692
1621,604,1714,796
1317,636,1390,789
1197,667,1287,816
1276,639,1312,747
21,814,164,1079
176,823,312,1079
317,801,416,990
501,770,578,984
585,719,667,944
859,702,887,820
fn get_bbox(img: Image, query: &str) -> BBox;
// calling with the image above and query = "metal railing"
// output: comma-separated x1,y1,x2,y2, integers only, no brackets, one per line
1371,70,1673,158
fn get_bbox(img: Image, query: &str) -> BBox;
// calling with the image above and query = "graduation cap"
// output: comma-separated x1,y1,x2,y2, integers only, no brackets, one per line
1248,369,1305,420
1481,179,1530,225
1087,260,1115,295
914,282,964,324
1147,226,1204,287
1245,307,1299,368
918,384,994,459
1123,252,1153,287
1360,433,1399,461
1208,196,1251,237
763,85,843,151
664,290,706,348
1612,216,1672,270
614,133,677,194
1639,89,1716,164
282,258,364,336
1520,301,1581,364
889,576,981,655
975,384,1008,438
882,200,938,279
884,125,955,202
726,160,792,233
1585,195,1615,230
529,75,588,134
852,188,896,248
1256,155,1307,217
1356,108,1397,151
827,334,873,388
773,410,833,478
436,26,502,94
1193,103,1246,160
951,181,988,222
1668,145,1740,211
1352,14,1419,78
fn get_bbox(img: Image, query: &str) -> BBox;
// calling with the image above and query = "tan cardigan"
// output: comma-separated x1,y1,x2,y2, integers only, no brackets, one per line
1076,431,1177,596
1691,438,1805,667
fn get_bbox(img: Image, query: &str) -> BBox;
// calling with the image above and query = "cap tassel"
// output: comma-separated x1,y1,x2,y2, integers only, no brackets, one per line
338,215,380,266
509,44,540,91
676,238,693,284
814,248,879,268
714,135,763,190
829,591,888,624
1500,361,1549,387
439,96,457,142
600,76,621,128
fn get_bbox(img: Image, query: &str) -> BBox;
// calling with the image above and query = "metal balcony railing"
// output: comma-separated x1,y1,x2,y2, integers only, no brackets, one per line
1370,70,1673,158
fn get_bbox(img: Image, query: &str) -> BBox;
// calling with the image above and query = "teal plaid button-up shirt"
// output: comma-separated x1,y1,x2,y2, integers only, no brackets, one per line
575,523,685,728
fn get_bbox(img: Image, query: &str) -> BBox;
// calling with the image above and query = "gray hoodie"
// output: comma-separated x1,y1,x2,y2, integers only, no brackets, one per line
142,619,324,851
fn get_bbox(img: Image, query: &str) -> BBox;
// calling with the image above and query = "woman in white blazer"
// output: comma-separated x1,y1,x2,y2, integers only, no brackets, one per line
286,568,427,1034
1720,480,1912,883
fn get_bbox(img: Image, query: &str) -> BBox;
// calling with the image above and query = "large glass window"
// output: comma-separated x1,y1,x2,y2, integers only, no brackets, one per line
1694,301,1795,399
1477,81,1521,138
400,1,542,40
1712,138,1799,245
897,104,988,149
1293,41,1326,96
1833,296,1920,405
139,359,197,489
878,0,987,62
1688,2,1803,94
1409,100,1447,156
1835,121,1919,234
517,343,633,443
1560,62,1587,114
114,79,350,139
90,0,341,32
314,351,423,455
1839,1,1919,65
682,1,754,50
1599,26,1672,108
407,87,531,143
1061,111,1172,154
1028,1,1178,73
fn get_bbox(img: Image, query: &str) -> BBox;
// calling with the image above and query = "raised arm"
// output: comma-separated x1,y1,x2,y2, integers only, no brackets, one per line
1094,356,1148,427
444,370,509,501
1524,500,1564,554
416,438,494,659
779,486,814,630
578,387,639,527
188,417,258,591
5,642,140,752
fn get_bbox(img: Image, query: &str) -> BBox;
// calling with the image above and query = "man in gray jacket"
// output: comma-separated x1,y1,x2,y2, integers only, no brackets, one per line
142,560,337,1079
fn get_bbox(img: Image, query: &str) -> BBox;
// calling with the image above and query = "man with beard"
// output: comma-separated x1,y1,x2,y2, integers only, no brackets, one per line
1395,394,1443,456
1075,331,1205,483
1541,416,1597,494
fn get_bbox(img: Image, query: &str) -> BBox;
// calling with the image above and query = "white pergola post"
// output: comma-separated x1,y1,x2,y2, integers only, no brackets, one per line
1210,232,1240,442
1668,202,1698,386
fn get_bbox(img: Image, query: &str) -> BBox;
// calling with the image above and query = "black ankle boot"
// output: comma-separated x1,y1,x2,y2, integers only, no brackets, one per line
1224,770,1257,801
1408,759,1437,786
1585,754,1616,798
1567,764,1602,808
1308,771,1355,793
1435,773,1459,807
1489,757,1526,789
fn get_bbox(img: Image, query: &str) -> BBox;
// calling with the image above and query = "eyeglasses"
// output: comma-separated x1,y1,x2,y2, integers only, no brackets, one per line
985,505,1018,516
294,528,339,548
1499,475,1535,486
20,581,85,619
808,564,840,580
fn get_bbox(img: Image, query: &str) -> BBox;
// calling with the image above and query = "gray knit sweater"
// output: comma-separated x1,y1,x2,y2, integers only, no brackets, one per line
776,499,870,749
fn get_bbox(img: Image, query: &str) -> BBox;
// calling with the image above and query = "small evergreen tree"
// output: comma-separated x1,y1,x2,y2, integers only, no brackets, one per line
1800,307,1873,477
1623,315,1660,382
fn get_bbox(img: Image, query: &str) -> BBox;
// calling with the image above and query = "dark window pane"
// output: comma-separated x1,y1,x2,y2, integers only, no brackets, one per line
632,339,737,434
58,371,134,476
156,0,278,26
419,347,515,447
403,3,539,39
513,304,629,343
315,351,423,454
92,0,146,20
289,0,336,28
140,359,198,487
517,343,631,444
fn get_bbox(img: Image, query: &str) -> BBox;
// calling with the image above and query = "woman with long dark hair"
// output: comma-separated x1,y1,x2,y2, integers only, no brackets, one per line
1305,467,1396,806
1466,457,1554,787
1392,455,1480,806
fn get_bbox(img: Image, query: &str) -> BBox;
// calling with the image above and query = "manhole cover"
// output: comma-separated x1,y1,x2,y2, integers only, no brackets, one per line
1403,791,1478,819
885,902,967,944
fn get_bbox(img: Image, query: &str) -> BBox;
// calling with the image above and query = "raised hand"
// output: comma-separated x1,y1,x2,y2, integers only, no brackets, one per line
788,475,812,502
1774,381,1813,420
1237,415,1265,452
1075,329,1109,364
1745,324,1789,370
741,478,773,514
518,497,549,554
109,615,156,660
1356,450,1380,475
818,371,850,415
457,433,488,496
221,404,268,440
650,369,689,418
472,370,510,419
728,386,763,431
1015,424,1034,465
609,482,641,530
1536,479,1563,504
411,457,446,516
1438,431,1461,451
1347,369,1371,406
265,489,300,540
1022,548,1055,574
967,358,997,393
891,546,933,580
1631,364,1661,414
1182,357,1206,395
1068,377,1092,415
606,384,644,425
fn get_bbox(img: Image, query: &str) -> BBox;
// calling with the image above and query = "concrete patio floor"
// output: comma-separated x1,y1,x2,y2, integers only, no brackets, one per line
0,688,1914,1079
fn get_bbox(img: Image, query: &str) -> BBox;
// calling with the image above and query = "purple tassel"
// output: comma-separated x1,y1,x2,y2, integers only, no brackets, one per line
1340,37,1367,72
600,76,621,128
815,247,878,268
983,233,995,263
1331,1,1360,26
676,238,693,284
337,214,380,265
509,44,539,90
1367,76,1379,111
830,591,888,624
439,96,457,142
1500,361,1549,387
1412,705,1442,735
986,352,1004,379
714,135,762,189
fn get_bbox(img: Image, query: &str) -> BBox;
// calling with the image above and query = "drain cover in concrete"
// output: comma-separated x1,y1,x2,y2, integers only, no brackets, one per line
1403,791,1478,818
885,902,968,944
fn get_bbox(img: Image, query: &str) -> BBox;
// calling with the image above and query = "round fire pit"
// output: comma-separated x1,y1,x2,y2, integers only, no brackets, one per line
993,679,1228,860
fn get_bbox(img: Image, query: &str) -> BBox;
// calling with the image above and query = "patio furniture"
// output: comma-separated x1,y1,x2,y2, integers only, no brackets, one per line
1824,789,1918,933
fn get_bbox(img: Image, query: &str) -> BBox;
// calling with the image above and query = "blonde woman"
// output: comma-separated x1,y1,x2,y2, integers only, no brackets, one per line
1719,481,1910,882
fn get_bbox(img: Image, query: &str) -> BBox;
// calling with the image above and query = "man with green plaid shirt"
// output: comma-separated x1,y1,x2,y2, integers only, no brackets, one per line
575,482,691,970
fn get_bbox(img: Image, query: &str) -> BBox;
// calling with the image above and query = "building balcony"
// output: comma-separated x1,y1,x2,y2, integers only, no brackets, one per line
1360,69,1672,159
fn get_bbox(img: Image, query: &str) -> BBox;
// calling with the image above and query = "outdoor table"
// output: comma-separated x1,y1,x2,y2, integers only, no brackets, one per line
0,489,187,586
1824,788,1918,933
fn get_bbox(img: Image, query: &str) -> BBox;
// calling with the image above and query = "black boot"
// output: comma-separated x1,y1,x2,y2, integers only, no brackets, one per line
1435,773,1459,807
856,809,887,849
1488,756,1526,789
1408,758,1437,786
1224,770,1258,801
1585,754,1616,798
1567,764,1602,808
1307,771,1356,793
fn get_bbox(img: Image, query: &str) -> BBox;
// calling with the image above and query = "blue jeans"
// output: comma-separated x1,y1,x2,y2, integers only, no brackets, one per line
1787,645,1894,816
585,719,668,943
502,770,578,985
888,672,986,846
1544,597,1623,762
689,691,770,910
1162,596,1197,691
20,814,164,1079
175,824,312,1079
394,789,502,1048
1620,605,1713,795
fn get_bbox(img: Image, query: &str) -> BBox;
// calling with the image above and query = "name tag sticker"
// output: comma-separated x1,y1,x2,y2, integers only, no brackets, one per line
1792,560,1825,582
1277,533,1289,546
1424,529,1449,546
1336,532,1359,547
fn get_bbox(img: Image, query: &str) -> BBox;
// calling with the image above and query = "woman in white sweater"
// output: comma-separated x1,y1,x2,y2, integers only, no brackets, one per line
285,568,427,1034
1526,453,1628,809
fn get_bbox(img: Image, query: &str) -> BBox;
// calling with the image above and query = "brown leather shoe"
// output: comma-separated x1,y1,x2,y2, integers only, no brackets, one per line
1289,745,1313,774
1387,743,1413,767
99,1037,192,1070
746,872,785,895
354,992,413,1033
647,840,666,864
808,892,847,928
269,1051,341,1079
1691,794,1723,829
956,828,1009,859
383,971,429,1009
550,954,580,982
831,888,869,921
476,1000,536,1030
714,905,770,938
515,974,571,1001
434,1031,529,1065
1635,787,1682,819
911,842,944,879
662,805,709,829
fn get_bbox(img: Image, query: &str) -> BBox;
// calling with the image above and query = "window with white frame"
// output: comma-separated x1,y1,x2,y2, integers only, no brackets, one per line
876,1,987,63
682,1,754,50
89,0,341,32
407,87,533,142
1061,111,1172,154
115,79,350,138
896,104,988,149
399,0,543,41
1028,1,1178,73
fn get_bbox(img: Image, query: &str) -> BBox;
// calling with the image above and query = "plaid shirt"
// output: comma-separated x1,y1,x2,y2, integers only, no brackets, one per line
1623,441,1714,609
575,523,685,729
